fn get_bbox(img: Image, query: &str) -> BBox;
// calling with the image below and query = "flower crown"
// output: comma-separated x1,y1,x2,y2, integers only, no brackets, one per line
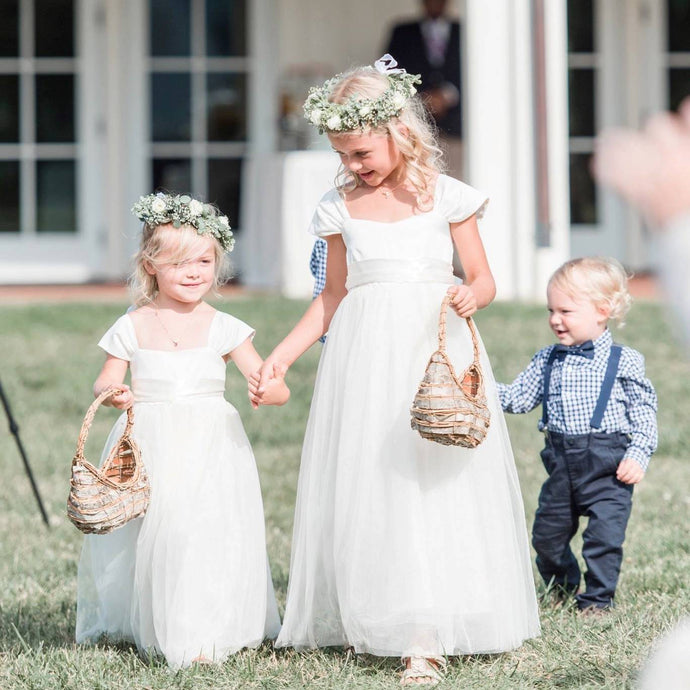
303,54,421,134
131,193,235,252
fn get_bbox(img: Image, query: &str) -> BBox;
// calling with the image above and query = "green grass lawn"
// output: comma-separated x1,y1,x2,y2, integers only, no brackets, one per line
0,296,688,689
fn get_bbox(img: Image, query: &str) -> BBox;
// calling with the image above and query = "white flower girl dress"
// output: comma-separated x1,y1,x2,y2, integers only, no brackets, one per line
276,175,540,657
76,311,280,668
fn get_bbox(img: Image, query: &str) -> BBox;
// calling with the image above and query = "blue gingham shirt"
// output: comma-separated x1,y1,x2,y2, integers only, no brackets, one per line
496,329,658,470
309,239,328,343
310,238,328,299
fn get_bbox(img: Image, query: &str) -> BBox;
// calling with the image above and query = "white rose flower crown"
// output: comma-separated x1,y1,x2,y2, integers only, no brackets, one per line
303,54,421,134
131,192,235,252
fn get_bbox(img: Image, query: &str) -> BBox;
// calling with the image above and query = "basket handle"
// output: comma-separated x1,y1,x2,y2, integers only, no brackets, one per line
74,388,133,460
438,295,481,366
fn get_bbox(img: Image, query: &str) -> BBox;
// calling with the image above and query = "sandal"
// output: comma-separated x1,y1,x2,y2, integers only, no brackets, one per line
400,656,447,686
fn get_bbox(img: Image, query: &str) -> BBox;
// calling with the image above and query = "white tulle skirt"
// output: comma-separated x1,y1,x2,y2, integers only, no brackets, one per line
76,397,280,669
276,269,540,657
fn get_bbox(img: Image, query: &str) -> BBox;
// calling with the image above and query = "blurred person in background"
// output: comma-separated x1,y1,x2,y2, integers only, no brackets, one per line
593,96,690,350
385,0,463,179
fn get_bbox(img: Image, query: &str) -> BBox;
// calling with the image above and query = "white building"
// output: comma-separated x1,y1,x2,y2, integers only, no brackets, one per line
1,0,688,299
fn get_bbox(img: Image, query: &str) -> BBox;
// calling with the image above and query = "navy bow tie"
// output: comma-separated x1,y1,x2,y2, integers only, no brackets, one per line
553,341,595,360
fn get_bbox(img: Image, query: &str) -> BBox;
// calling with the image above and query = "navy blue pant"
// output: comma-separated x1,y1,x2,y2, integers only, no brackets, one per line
532,432,633,610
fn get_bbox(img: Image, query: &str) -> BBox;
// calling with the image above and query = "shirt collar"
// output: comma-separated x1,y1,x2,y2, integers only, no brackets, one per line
593,328,613,353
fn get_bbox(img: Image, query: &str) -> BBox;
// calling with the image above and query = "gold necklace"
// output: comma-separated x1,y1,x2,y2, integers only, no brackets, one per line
378,178,406,199
153,308,180,347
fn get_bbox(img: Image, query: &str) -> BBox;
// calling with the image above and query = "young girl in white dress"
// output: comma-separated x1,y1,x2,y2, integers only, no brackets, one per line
76,193,288,669
251,56,540,686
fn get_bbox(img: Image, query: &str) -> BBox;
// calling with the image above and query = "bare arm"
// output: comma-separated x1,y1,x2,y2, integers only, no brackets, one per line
231,337,290,407
254,234,348,396
93,355,132,409
447,214,496,317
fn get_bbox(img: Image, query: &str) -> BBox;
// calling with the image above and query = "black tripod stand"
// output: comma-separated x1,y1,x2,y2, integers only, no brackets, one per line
0,379,50,527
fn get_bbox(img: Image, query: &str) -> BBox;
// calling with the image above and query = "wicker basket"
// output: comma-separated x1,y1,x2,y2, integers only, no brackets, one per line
67,388,150,534
410,296,491,448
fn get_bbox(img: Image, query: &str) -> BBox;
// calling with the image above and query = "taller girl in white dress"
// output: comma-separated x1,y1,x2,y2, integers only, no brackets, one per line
76,193,289,668
251,56,540,685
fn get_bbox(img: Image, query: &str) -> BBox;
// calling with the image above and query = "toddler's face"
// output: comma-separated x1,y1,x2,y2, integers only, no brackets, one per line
147,232,218,305
547,285,609,346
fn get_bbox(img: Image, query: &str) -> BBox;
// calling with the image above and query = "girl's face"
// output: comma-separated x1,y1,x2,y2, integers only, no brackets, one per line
547,284,609,346
328,131,404,187
146,232,217,305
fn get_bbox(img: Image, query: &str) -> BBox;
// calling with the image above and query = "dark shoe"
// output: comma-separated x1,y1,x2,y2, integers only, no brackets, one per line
578,604,612,618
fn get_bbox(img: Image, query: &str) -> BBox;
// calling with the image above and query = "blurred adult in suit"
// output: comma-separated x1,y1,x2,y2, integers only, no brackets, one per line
386,0,463,178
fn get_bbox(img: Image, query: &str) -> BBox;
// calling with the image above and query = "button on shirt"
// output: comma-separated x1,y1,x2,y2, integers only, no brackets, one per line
496,329,658,470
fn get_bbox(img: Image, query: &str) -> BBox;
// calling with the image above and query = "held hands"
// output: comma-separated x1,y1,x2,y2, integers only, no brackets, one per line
248,362,290,408
446,285,478,318
617,458,645,485
97,384,133,410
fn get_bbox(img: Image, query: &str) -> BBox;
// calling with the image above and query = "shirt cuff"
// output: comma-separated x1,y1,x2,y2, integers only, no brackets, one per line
625,445,650,472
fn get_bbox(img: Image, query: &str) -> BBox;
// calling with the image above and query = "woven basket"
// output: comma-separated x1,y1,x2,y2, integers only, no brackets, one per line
410,296,491,448
67,388,150,534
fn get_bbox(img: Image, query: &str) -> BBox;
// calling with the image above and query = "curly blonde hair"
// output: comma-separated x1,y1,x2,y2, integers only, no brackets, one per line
548,257,632,326
129,222,231,307
326,67,444,210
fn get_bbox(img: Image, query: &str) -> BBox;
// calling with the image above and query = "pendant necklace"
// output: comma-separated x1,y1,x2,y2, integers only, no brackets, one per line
154,308,180,347
378,177,406,199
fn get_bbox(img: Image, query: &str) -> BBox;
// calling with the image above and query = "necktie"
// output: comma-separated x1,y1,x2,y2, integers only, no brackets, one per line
553,341,595,360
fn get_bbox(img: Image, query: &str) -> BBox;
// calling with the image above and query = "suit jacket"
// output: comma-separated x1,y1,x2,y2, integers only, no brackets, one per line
386,20,462,137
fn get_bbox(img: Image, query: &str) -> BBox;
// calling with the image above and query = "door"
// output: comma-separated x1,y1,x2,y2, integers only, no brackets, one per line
567,0,689,268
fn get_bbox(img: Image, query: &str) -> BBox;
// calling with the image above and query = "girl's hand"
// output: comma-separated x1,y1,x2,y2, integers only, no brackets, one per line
616,458,645,484
97,384,133,410
258,363,290,406
447,285,478,318
249,361,289,408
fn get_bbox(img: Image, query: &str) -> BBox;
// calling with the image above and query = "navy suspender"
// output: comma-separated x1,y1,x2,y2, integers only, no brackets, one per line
541,345,622,430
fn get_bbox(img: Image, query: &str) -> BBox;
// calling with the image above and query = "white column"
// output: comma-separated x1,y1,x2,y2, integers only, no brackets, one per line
465,0,537,300
102,0,147,281
535,0,570,292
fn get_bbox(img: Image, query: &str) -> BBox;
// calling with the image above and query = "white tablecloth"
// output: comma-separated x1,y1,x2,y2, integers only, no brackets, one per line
240,151,340,298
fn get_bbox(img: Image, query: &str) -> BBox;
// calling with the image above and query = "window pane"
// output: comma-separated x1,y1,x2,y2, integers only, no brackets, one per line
669,69,690,111
0,0,19,57
150,0,191,56
206,0,246,56
152,73,191,141
568,69,595,137
208,159,242,228
568,0,594,53
0,161,20,233
207,74,247,141
668,0,690,52
35,0,74,57
35,74,75,143
152,158,191,194
569,153,598,225
36,160,77,233
0,75,20,142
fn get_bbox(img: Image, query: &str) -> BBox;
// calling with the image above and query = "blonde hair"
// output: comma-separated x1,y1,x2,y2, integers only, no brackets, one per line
129,222,230,307
326,67,444,209
548,257,632,326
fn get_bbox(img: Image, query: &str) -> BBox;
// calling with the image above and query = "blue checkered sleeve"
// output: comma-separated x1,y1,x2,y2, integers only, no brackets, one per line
496,349,549,414
617,350,658,470
310,239,328,299
309,239,328,343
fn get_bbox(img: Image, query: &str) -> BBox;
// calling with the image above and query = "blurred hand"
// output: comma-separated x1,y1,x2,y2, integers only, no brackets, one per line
593,96,690,227
616,457,645,485
447,284,477,318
